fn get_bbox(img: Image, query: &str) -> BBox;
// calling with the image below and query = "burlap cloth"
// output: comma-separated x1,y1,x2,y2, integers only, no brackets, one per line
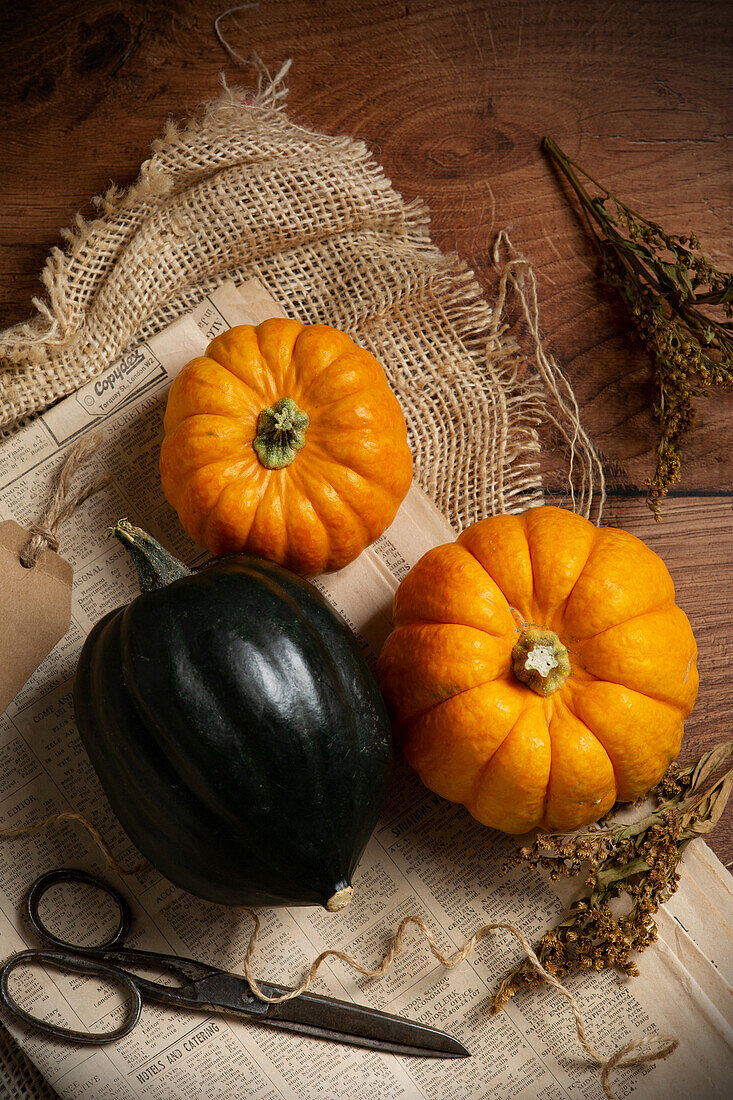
0,69,602,1098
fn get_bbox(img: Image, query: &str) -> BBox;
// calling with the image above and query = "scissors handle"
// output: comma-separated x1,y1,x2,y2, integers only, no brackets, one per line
0,869,140,1043
0,949,142,1043
1,869,220,1043
26,868,132,952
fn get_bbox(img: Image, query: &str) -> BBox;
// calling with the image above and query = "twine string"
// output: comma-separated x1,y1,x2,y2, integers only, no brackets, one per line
19,434,110,568
0,812,146,876
214,4,261,72
0,813,677,1099
239,910,677,1100
214,5,292,104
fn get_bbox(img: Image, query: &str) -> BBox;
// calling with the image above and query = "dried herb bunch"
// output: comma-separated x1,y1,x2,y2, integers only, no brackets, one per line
490,741,733,1013
543,137,733,519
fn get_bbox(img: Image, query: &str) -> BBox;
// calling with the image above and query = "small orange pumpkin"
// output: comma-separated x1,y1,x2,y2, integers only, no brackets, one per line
377,506,698,834
160,319,412,575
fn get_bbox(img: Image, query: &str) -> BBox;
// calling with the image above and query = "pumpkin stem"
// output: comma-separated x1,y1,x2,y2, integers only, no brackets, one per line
511,625,571,697
253,397,309,469
111,519,192,592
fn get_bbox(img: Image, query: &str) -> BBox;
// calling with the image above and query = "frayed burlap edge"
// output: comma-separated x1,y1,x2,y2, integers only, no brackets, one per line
0,67,603,529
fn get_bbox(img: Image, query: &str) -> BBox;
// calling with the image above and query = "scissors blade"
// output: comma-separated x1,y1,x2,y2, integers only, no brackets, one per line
262,988,469,1058
191,972,467,1056
105,961,468,1059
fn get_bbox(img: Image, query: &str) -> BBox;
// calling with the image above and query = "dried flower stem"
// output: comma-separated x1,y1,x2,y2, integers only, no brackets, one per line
491,741,733,1012
543,137,733,518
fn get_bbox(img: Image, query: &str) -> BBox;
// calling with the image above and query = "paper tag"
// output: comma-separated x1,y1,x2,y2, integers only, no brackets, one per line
0,520,72,713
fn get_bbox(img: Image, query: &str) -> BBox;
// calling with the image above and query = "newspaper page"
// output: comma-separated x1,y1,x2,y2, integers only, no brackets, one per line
0,280,731,1100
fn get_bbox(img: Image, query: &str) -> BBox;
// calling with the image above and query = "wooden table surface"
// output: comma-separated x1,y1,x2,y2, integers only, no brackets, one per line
1,0,731,863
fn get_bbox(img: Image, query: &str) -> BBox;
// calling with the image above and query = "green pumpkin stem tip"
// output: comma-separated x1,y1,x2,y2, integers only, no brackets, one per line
253,396,309,470
111,518,192,593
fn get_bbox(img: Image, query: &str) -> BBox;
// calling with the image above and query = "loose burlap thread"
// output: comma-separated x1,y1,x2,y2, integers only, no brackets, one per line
0,60,630,1099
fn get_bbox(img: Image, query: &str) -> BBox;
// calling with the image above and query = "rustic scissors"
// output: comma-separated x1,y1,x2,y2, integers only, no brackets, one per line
0,869,469,1057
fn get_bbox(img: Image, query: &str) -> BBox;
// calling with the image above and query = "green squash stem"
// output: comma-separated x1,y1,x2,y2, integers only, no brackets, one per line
112,519,191,592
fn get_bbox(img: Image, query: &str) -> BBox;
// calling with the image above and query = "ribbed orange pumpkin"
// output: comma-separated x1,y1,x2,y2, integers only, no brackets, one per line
377,507,698,834
160,319,412,575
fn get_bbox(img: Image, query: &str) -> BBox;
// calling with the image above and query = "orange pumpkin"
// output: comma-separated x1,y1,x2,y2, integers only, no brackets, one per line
160,319,412,575
377,506,698,834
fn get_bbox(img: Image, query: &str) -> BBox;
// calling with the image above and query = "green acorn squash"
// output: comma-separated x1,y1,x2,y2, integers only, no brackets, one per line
73,521,392,910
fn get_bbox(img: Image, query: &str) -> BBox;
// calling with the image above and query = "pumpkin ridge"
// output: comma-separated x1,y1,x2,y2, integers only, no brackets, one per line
297,450,381,542
553,691,622,803
169,466,216,546
307,391,408,440
568,665,691,715
549,527,600,632
165,414,255,467
300,338,390,390
521,513,543,623
278,465,331,574
303,374,402,415
245,473,290,560
307,436,408,501
561,677,682,800
286,460,367,574
456,541,527,626
292,456,368,537
208,333,272,401
252,318,304,394
202,467,269,551
306,421,392,437
467,705,526,814
273,321,308,395
391,608,508,641
559,527,678,640
542,701,617,828
204,356,262,406
392,666,515,733
163,359,259,432
565,600,676,643
293,345,360,404
175,457,259,515
570,604,697,713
